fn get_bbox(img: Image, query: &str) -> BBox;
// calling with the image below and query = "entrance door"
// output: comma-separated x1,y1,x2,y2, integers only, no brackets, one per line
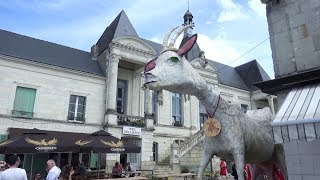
125,138,141,170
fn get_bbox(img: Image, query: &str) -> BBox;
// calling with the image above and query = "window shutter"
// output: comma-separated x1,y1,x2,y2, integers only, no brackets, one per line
13,87,36,117
90,153,99,168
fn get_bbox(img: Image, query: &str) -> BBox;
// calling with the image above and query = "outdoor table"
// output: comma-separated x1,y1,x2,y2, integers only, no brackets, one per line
155,173,197,180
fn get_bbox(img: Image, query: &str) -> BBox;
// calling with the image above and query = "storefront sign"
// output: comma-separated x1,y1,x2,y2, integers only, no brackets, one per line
123,126,141,136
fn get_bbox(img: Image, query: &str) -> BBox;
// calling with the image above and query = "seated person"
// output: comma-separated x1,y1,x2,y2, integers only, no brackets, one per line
124,162,136,177
34,172,41,180
77,162,87,175
112,162,122,178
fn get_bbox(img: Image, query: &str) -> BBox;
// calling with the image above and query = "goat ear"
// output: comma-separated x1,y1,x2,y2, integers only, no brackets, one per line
177,34,197,56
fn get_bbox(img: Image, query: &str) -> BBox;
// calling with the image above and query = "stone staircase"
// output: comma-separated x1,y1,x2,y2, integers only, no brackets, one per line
153,129,205,174
153,164,174,174
177,129,205,158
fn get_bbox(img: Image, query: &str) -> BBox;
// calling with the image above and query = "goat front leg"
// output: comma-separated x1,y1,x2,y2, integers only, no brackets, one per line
233,152,245,180
197,145,213,180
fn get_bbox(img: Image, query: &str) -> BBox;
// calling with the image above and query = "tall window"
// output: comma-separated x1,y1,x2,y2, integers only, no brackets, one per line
199,103,207,128
152,91,157,124
172,93,183,126
117,80,127,114
241,104,248,113
152,142,158,163
68,95,86,122
12,86,37,118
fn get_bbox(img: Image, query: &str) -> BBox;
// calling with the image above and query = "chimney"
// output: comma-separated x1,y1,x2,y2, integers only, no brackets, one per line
91,45,99,60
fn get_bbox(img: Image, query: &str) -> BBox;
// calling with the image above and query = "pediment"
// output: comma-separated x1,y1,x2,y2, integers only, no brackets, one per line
112,36,157,55
190,58,218,73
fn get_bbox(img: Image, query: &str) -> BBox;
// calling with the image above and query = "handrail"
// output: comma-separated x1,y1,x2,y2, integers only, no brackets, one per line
178,129,205,158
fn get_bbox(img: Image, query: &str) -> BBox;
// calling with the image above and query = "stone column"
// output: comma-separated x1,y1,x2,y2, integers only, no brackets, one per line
145,89,154,129
267,95,275,115
105,54,121,125
171,143,180,173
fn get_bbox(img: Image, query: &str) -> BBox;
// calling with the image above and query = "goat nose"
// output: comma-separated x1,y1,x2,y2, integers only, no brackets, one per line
145,59,156,72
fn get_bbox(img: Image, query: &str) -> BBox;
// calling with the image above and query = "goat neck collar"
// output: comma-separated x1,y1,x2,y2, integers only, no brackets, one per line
206,95,220,118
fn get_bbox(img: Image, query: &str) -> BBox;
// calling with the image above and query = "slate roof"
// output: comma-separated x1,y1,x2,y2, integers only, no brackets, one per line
208,61,249,90
0,10,271,92
0,29,104,76
96,10,138,55
235,60,271,91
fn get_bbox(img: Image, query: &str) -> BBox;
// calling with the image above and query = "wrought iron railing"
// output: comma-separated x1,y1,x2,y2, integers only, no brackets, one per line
173,121,183,127
11,110,34,118
117,114,146,127
67,116,86,123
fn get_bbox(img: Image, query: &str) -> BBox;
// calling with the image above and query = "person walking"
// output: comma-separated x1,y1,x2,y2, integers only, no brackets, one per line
220,159,227,178
0,155,27,180
46,159,61,180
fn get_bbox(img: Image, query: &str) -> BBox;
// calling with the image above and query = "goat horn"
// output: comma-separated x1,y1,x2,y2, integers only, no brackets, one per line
169,24,194,48
162,26,179,50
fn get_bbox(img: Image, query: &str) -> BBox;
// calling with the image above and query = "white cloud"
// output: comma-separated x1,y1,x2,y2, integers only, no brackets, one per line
248,0,266,17
216,0,249,23
195,33,274,78
197,33,242,63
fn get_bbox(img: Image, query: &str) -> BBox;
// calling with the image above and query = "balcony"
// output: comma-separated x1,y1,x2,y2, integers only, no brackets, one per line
117,114,146,127
67,115,86,123
173,121,183,127
11,110,34,118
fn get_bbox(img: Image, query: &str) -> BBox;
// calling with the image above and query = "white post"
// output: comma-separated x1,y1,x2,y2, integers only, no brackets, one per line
267,95,275,115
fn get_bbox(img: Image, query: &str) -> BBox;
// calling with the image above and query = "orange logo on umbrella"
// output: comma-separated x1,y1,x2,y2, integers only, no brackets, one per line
25,137,58,146
75,139,93,146
100,140,124,147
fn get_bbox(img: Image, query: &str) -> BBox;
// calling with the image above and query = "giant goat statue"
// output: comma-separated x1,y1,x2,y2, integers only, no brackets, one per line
144,25,286,180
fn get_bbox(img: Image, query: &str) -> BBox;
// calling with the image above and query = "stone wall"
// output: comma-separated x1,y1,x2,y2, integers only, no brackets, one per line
0,56,105,134
266,0,320,78
284,139,320,179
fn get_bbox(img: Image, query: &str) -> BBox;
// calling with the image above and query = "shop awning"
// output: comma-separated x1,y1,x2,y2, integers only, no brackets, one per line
272,83,320,144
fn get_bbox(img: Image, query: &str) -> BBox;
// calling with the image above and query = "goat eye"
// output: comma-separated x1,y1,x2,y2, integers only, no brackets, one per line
169,57,179,62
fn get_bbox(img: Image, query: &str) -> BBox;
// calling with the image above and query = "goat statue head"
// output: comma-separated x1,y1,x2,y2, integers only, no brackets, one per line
144,25,207,96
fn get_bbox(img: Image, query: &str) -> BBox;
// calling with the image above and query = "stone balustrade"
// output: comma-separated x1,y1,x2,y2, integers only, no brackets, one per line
178,129,205,158
117,114,146,127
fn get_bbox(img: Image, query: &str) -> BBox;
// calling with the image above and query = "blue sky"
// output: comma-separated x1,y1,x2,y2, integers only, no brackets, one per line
0,0,274,78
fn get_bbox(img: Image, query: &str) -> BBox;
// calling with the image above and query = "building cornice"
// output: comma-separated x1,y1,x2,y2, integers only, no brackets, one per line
110,41,157,58
218,84,250,94
0,54,106,80
253,68,320,95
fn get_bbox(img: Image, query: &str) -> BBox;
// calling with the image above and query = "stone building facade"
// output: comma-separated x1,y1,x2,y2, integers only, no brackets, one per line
0,10,274,175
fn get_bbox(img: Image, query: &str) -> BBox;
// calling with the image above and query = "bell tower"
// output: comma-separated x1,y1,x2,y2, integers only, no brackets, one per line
183,5,194,37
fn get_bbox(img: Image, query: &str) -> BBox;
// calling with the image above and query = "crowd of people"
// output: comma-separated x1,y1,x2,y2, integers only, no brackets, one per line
0,155,137,180
0,155,87,180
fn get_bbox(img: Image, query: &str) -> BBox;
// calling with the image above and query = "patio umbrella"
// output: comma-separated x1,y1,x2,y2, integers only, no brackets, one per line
74,130,141,153
0,128,80,154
